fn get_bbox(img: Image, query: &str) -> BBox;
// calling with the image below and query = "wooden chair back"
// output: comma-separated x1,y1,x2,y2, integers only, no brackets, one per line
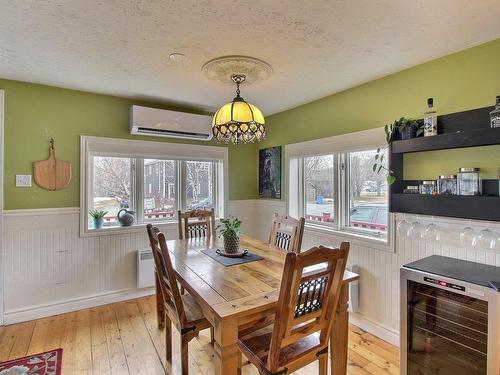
146,224,189,330
268,213,305,253
267,242,349,371
177,208,216,240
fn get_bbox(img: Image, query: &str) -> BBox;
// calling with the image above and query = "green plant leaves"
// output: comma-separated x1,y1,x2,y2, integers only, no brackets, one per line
89,209,108,219
217,216,242,238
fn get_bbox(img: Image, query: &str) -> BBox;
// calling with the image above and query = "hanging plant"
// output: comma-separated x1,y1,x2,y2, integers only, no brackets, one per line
373,117,423,185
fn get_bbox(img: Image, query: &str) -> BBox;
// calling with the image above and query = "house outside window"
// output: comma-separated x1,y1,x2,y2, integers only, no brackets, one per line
81,136,227,236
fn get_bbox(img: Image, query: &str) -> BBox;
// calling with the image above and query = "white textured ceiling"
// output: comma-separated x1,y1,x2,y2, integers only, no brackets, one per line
1,1,500,114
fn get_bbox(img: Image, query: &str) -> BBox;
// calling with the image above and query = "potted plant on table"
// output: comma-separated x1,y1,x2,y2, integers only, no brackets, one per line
373,117,423,185
217,217,242,254
89,209,108,229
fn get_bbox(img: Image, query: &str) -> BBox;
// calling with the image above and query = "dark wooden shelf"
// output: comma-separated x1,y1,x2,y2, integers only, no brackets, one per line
388,106,500,221
391,194,500,221
391,127,500,154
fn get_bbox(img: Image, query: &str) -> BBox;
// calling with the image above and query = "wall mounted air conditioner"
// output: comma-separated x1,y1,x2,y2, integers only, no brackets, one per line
130,105,213,141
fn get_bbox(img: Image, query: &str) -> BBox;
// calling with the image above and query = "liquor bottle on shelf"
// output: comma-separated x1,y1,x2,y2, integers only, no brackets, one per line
424,98,437,136
490,95,500,128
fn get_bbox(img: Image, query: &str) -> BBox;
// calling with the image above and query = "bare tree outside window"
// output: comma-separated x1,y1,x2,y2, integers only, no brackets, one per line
186,161,214,210
304,155,334,225
92,156,132,224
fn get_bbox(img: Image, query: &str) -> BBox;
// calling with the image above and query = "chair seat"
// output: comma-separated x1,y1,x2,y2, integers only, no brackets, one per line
166,293,211,332
238,323,324,371
182,293,209,325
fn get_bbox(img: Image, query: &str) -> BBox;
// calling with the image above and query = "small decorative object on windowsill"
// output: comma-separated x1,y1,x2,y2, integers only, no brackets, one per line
217,217,242,254
458,167,482,196
424,97,438,136
437,175,457,195
117,208,135,226
419,180,437,195
373,117,423,185
490,95,500,128
403,186,420,194
89,209,108,229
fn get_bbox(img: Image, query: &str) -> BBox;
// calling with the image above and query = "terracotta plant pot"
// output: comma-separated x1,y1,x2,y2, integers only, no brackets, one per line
223,236,240,254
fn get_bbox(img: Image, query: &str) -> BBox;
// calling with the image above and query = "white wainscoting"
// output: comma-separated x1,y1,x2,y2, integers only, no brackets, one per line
1,201,260,324
2,208,177,324
4,201,500,348
230,199,500,346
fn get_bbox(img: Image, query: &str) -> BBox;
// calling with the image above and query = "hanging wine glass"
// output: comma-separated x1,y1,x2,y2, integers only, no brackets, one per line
397,218,411,237
460,227,477,247
409,221,424,239
424,223,440,242
476,228,496,249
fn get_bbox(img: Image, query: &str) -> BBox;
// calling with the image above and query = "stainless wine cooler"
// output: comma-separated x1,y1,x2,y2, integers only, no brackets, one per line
401,256,500,375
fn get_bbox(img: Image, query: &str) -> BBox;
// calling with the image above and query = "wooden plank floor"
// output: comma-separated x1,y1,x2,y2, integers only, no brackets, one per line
0,296,399,374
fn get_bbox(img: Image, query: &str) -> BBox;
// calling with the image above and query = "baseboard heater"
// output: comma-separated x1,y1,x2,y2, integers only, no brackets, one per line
137,249,155,288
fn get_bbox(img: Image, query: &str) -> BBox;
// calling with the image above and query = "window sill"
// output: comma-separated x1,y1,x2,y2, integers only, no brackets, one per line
304,223,394,252
80,220,178,238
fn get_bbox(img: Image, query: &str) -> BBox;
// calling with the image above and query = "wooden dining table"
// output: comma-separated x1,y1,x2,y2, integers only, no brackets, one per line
163,234,359,375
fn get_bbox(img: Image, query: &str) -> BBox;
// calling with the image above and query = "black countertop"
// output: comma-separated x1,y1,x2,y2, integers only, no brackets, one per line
403,255,500,289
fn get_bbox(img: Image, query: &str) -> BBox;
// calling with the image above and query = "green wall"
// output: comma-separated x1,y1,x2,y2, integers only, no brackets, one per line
263,38,500,196
3,38,500,209
0,79,258,209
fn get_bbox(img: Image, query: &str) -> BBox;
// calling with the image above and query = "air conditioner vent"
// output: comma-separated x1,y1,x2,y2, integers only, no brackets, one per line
130,105,213,141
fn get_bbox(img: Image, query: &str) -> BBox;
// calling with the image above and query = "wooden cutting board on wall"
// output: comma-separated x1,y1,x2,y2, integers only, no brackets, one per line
33,141,72,191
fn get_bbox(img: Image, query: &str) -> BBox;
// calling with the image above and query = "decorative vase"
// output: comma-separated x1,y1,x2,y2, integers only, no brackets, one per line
223,236,240,254
117,209,135,226
398,124,417,140
93,218,104,230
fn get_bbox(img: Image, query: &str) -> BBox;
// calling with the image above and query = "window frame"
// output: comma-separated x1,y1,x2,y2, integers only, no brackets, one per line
80,136,228,237
285,128,394,252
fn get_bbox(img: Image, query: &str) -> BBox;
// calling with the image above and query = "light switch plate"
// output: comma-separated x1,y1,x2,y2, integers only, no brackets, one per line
16,174,32,187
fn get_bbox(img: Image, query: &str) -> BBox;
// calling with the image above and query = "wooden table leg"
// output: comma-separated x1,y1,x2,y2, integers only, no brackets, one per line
214,317,239,375
331,283,349,374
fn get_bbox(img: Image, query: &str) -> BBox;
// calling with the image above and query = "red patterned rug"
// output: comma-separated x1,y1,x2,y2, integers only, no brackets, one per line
0,349,62,375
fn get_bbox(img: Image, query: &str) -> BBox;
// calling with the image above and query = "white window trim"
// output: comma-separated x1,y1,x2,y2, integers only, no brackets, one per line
285,128,395,252
80,136,228,237
0,89,5,325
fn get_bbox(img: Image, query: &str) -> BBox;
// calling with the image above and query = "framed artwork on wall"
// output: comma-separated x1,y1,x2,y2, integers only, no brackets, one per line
259,146,281,199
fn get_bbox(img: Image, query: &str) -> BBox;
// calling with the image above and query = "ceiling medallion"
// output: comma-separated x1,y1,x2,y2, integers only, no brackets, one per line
202,55,273,85
204,56,271,145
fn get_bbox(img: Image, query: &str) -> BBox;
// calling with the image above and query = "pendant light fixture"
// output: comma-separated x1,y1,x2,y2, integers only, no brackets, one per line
211,74,266,144
202,56,272,145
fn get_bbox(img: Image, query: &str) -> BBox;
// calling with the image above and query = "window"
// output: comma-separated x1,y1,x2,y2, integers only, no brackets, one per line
143,159,177,221
186,161,214,210
303,155,335,225
81,136,227,235
90,156,132,227
287,128,390,245
345,149,389,236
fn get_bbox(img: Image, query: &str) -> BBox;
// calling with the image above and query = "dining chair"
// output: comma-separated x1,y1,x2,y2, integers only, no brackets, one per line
146,224,214,375
177,208,216,239
268,213,305,253
237,242,350,375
